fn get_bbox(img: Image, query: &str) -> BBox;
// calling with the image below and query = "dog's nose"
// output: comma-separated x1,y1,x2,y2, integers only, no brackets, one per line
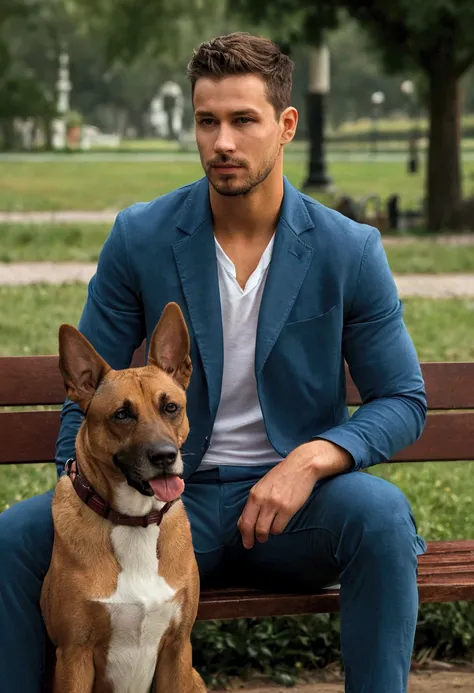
147,442,178,468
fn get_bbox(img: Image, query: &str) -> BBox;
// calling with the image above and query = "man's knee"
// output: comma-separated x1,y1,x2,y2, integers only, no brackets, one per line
323,472,414,530
0,490,54,579
319,472,421,567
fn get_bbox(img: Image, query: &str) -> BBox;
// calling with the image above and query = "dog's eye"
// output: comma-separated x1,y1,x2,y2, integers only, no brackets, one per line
114,407,132,421
164,402,179,414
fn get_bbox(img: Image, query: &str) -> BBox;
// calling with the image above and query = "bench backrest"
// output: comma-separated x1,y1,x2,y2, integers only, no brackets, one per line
1,346,474,465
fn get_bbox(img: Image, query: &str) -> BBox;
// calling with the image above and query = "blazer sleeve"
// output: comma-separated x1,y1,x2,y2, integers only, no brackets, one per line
55,210,146,477
316,227,427,470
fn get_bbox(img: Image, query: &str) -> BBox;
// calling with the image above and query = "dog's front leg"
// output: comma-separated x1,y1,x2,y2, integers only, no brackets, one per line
154,636,206,693
54,647,95,693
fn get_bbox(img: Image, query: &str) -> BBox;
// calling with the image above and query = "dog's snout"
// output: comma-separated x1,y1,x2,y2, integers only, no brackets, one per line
147,442,178,467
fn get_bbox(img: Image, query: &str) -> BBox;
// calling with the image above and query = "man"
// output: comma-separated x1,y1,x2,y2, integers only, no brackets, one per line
0,32,427,693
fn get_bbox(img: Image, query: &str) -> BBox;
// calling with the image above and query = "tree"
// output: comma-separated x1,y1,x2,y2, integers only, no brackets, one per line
234,0,474,230
341,0,474,231
0,1,61,149
74,0,230,64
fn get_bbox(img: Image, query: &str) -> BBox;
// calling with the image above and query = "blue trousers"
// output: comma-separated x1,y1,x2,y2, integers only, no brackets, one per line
0,465,426,693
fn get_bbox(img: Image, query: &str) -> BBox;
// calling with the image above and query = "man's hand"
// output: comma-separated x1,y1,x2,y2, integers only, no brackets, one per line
237,440,353,549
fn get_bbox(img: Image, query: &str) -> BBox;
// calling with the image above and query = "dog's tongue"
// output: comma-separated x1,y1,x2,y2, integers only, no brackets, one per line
149,476,185,502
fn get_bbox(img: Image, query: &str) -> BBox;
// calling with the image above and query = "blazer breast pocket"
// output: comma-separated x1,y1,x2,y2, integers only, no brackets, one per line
276,304,340,380
268,304,341,424
284,304,337,328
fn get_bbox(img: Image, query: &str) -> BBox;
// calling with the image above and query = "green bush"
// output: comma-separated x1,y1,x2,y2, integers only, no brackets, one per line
416,602,474,658
191,614,341,687
191,603,474,688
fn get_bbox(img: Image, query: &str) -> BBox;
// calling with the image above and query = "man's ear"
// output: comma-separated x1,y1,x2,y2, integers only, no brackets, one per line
148,303,192,390
58,325,111,411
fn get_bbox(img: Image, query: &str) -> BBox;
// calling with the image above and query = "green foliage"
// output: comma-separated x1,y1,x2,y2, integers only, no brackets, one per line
232,0,339,47
340,0,474,77
74,0,230,63
234,0,474,77
189,602,474,687
416,602,474,658
64,109,83,129
191,615,341,686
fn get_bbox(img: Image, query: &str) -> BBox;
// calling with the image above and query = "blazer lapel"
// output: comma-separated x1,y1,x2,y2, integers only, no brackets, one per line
255,179,315,373
172,179,223,420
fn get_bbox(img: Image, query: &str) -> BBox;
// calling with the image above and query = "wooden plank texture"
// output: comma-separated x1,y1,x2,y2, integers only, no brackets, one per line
2,410,474,465
0,347,146,406
393,412,474,462
2,356,474,408
196,541,474,620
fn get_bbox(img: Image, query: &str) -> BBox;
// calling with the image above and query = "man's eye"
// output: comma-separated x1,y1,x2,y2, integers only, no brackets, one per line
200,118,215,126
164,402,179,414
236,117,253,124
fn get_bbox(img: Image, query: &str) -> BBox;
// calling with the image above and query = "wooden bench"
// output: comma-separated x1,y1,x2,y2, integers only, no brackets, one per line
1,353,474,626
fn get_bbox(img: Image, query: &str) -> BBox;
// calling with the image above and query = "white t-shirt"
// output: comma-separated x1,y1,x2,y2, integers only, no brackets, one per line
198,235,284,470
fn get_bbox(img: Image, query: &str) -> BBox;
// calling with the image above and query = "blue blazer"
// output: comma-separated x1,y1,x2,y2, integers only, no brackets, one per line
56,177,427,478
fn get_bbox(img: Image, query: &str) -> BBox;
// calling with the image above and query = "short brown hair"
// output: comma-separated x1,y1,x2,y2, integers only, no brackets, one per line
187,32,294,115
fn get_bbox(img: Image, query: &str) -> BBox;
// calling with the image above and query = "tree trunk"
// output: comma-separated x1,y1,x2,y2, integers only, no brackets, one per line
0,118,16,151
43,118,53,151
426,63,461,231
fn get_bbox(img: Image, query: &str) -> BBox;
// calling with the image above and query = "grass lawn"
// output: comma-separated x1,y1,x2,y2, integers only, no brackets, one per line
0,224,109,262
385,240,474,274
3,223,474,273
3,159,474,211
1,286,474,545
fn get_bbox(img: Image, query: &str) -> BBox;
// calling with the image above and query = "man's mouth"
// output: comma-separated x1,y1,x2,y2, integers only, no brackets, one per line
212,165,241,171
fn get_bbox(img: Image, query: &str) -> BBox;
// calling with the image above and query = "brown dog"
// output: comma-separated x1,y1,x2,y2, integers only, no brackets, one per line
40,303,206,693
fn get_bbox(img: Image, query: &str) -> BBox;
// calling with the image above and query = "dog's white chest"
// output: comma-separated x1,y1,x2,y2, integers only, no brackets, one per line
97,525,178,693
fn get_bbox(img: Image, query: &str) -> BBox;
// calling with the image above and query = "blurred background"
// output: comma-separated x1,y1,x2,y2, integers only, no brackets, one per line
1,0,474,689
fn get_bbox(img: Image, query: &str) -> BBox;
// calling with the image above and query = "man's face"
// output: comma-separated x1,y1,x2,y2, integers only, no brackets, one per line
193,74,296,197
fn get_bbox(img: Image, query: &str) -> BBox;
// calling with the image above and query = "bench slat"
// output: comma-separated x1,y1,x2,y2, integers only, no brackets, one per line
420,552,474,566
0,350,145,406
347,361,474,409
420,540,474,553
2,356,474,409
197,582,474,620
197,541,474,620
417,564,474,576
393,412,474,462
1,410,474,465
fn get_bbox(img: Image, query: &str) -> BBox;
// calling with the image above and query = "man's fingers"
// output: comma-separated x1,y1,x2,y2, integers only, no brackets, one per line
238,500,261,549
270,510,292,536
255,508,278,544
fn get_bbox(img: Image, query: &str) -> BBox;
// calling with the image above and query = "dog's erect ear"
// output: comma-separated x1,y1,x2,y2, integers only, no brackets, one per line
148,303,192,390
58,325,111,411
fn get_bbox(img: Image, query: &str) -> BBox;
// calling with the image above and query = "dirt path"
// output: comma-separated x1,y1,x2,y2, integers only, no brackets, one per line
214,668,474,692
2,261,474,298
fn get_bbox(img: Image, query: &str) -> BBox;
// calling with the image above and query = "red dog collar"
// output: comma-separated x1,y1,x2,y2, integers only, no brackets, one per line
64,458,176,528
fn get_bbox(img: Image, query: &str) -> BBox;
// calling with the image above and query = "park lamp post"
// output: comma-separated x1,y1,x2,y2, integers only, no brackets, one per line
400,79,419,174
303,44,332,192
370,90,385,155
53,51,71,150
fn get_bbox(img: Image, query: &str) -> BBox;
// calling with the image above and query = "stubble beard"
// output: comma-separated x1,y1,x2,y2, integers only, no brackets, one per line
204,147,280,198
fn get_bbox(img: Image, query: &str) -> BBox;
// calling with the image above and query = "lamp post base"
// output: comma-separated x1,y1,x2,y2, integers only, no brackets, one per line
303,91,333,193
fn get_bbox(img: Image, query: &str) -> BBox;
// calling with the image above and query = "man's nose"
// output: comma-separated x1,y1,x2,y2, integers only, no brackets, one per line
214,124,236,153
